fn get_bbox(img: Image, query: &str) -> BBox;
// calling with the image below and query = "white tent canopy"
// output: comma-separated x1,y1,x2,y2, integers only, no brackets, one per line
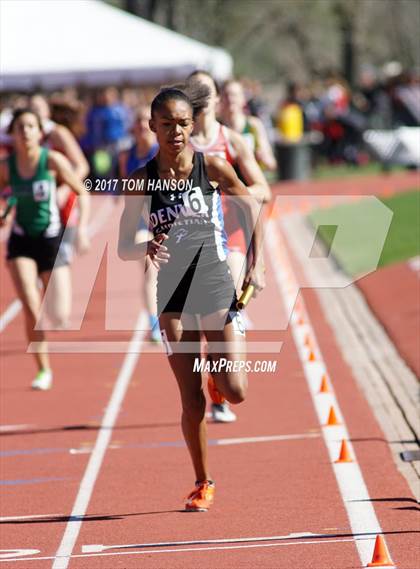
0,0,233,90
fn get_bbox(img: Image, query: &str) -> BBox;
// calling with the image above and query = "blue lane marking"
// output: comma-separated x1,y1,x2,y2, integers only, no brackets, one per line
0,436,276,459
0,447,67,457
0,477,69,486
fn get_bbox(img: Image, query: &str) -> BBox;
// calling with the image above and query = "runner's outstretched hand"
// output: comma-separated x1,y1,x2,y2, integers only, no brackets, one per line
147,233,170,269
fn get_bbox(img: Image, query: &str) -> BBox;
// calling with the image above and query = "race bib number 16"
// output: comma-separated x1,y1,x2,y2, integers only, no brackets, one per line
182,186,209,216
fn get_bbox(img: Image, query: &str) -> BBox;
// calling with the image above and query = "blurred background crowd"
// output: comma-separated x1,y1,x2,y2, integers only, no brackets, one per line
1,63,418,182
1,0,419,181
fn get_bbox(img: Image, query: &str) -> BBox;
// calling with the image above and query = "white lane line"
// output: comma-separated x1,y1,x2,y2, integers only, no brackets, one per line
213,433,319,445
0,299,21,332
0,550,40,560
83,531,322,553
0,198,114,334
0,424,34,433
0,536,370,563
68,432,320,454
51,310,148,569
266,219,395,569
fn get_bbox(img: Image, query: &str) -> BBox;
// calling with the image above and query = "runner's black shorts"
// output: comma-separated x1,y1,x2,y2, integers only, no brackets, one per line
6,231,68,273
157,259,237,316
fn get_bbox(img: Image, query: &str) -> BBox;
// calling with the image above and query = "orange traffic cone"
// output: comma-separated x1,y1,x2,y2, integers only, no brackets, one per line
367,535,394,567
319,375,330,393
304,335,312,348
308,350,316,362
334,439,353,463
325,405,341,426
297,316,305,326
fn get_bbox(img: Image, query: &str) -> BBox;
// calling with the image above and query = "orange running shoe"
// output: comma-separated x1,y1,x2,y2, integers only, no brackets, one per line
185,480,215,512
207,373,225,405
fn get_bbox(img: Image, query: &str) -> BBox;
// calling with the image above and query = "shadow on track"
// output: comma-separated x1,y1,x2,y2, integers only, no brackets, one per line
0,422,180,437
0,510,184,524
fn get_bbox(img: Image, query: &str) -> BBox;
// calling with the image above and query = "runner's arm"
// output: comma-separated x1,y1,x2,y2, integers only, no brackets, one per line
249,116,277,171
48,150,90,229
0,161,12,226
49,124,89,180
118,169,170,267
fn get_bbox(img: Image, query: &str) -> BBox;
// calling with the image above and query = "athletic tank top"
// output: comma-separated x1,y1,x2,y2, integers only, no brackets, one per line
146,152,226,272
190,123,235,165
8,147,61,238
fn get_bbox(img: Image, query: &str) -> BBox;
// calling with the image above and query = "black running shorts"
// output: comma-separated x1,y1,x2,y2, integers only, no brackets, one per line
157,259,237,316
7,231,67,273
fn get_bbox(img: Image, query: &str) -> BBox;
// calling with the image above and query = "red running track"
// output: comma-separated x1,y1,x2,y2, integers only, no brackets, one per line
0,194,418,569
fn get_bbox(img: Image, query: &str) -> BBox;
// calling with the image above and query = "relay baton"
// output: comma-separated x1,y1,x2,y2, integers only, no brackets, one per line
236,284,255,310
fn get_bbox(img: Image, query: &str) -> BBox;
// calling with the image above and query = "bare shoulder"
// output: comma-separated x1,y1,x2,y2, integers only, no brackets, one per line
50,123,70,141
204,154,228,171
47,149,70,170
225,126,242,145
226,127,248,153
204,154,233,178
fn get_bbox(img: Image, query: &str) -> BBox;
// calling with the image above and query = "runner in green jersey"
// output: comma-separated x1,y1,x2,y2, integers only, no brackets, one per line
0,109,90,390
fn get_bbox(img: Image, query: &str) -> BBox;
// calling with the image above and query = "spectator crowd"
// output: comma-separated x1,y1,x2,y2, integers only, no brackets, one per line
1,62,419,178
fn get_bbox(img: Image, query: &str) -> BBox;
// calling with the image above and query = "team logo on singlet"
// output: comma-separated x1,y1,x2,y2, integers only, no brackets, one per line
174,228,188,243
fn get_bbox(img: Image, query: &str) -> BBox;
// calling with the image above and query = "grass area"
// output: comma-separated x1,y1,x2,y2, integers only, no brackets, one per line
309,189,420,276
312,161,405,180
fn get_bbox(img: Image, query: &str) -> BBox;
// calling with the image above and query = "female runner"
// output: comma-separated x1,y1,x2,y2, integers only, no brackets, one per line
0,109,90,390
29,94,90,329
118,86,265,511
